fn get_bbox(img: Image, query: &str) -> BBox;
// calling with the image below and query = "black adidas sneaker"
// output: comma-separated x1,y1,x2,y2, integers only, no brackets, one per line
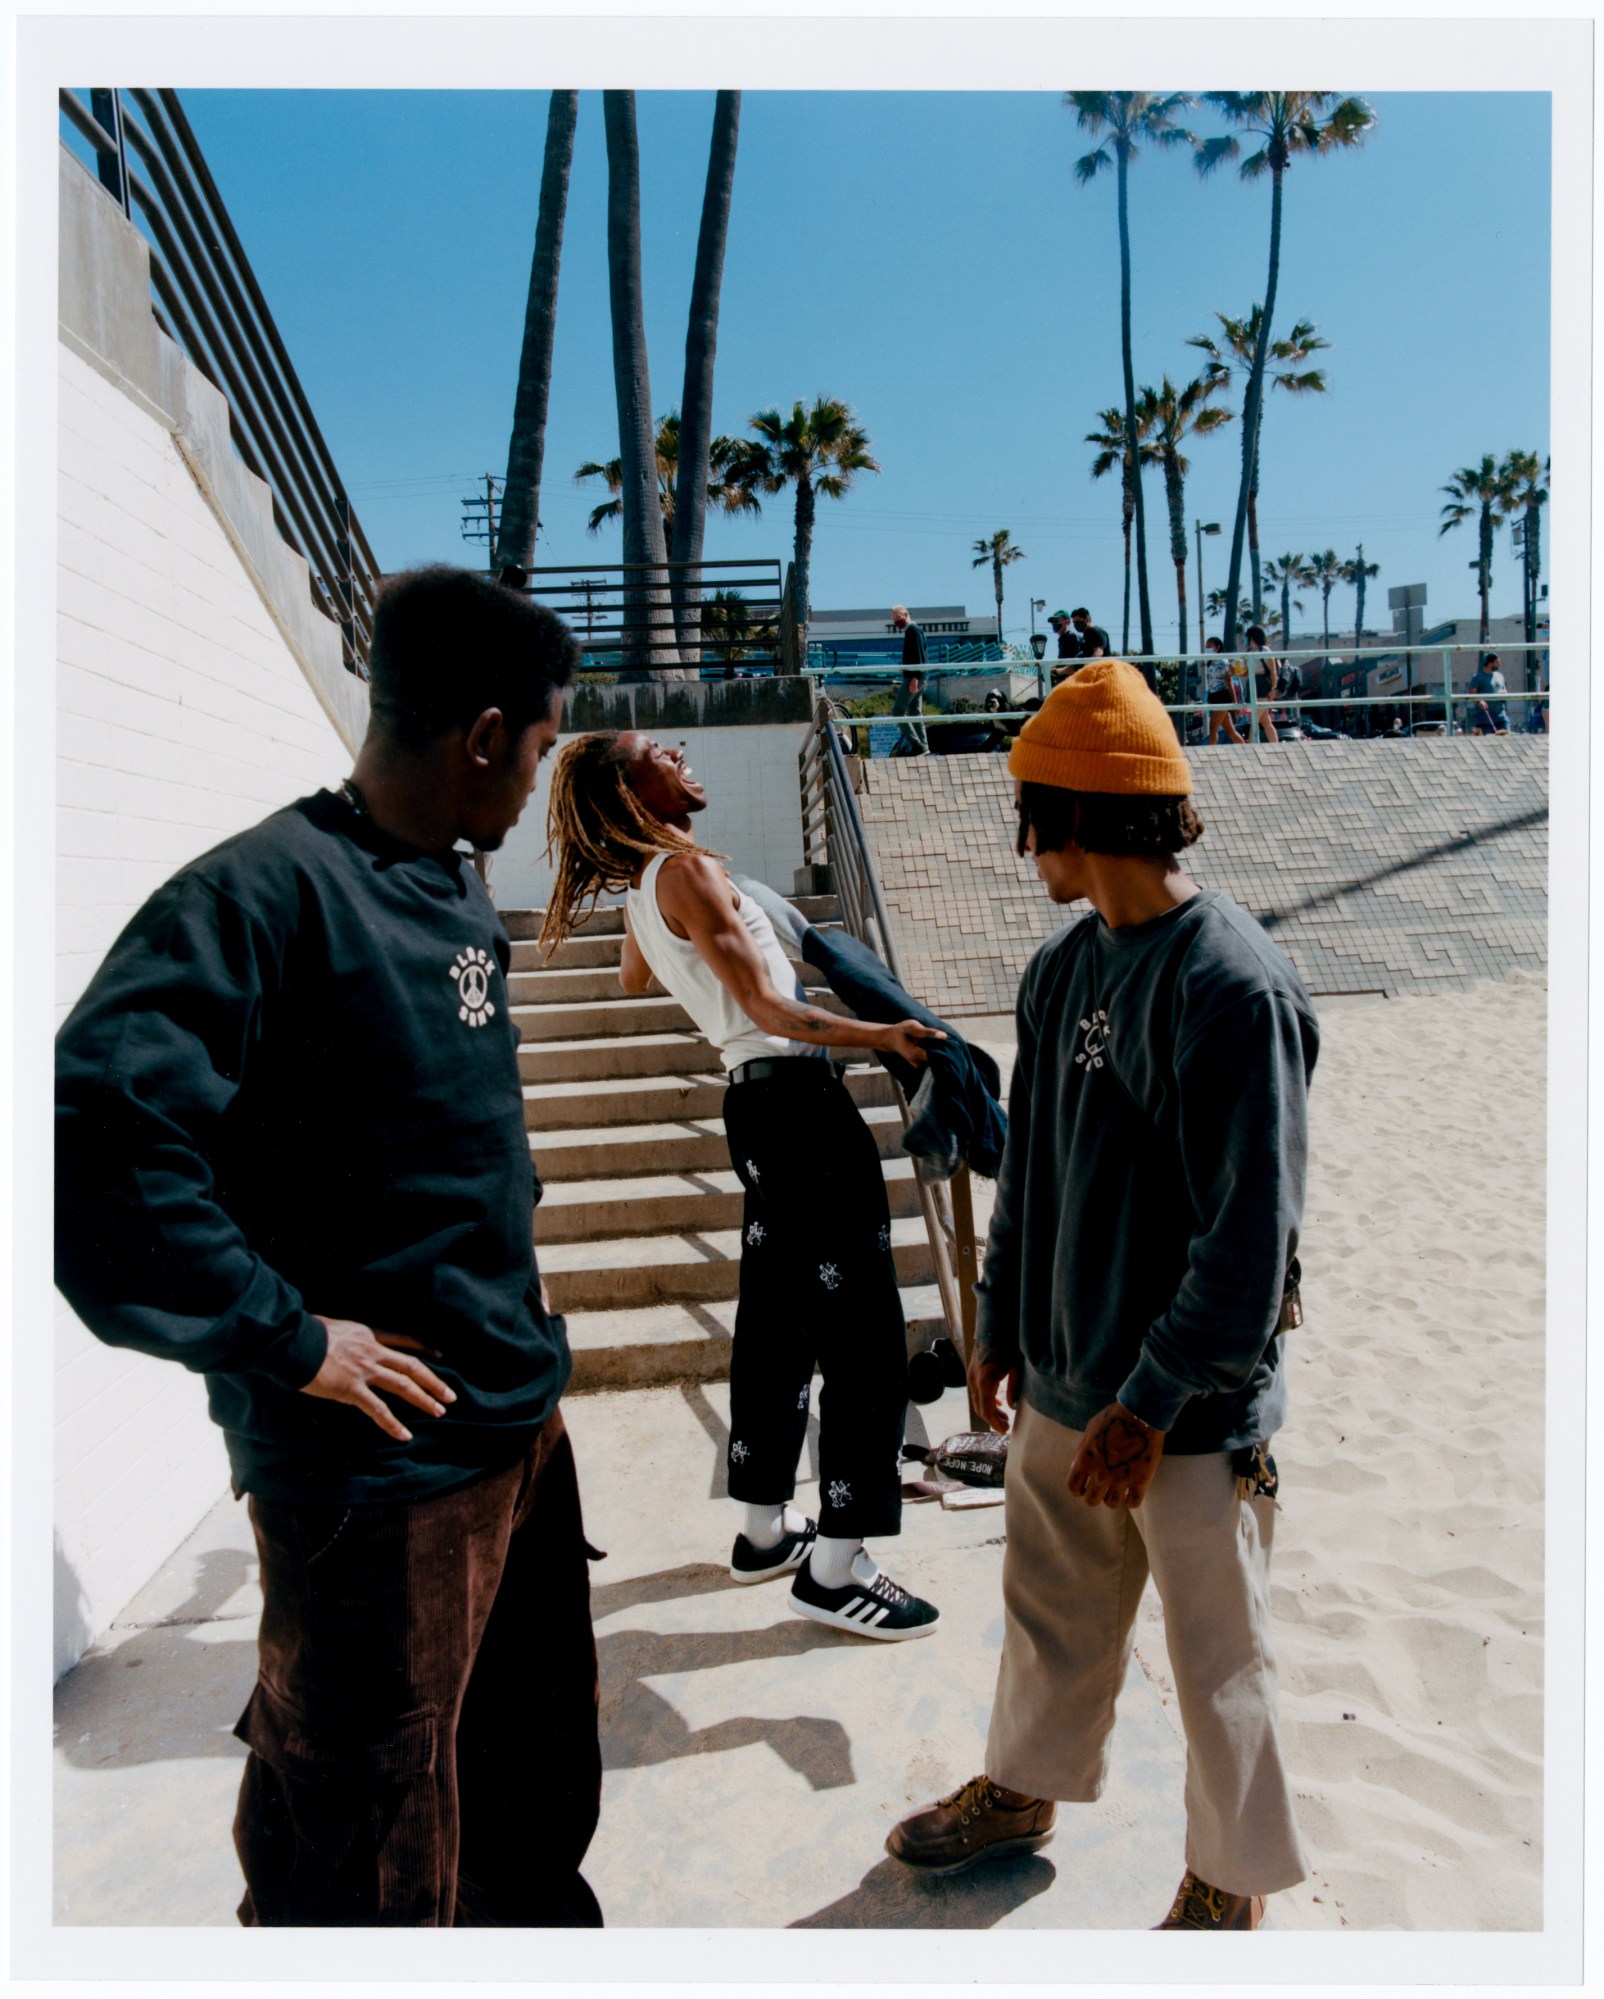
729,1517,817,1585
789,1551,940,1640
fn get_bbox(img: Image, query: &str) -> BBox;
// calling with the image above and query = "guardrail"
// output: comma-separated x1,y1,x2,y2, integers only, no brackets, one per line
59,87,379,676
518,557,785,673
799,700,983,1415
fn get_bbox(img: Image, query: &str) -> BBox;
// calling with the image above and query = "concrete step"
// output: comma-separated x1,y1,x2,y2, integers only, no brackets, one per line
518,1032,719,1086
522,1064,899,1132
532,1102,907,1181
507,960,833,1006
502,906,624,941
510,936,622,973
513,989,849,1044
562,1282,946,1392
541,1216,934,1314
536,1155,924,1245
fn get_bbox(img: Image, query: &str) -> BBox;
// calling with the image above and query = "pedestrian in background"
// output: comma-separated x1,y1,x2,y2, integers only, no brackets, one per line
1245,625,1281,743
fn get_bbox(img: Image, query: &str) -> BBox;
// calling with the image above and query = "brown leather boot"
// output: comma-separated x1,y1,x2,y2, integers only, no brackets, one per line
1154,1869,1266,1929
885,1775,1056,1876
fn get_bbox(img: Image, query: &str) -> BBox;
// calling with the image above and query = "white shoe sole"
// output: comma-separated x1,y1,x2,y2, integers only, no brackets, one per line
789,1594,941,1640
729,1545,811,1586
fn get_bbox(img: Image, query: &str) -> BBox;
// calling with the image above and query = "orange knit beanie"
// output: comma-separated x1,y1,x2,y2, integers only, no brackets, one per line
1008,660,1192,796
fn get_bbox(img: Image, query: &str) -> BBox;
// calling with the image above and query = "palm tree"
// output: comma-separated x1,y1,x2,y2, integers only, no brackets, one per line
1501,449,1549,671
1262,553,1312,658
1085,403,1151,652
747,398,880,624
669,91,741,659
1134,372,1232,655
1196,92,1376,647
1067,92,1195,659
1439,454,1510,644
494,90,579,581
971,530,1027,649
602,90,677,670
1187,308,1329,622
699,587,776,673
1339,544,1380,660
576,415,764,535
1305,549,1343,676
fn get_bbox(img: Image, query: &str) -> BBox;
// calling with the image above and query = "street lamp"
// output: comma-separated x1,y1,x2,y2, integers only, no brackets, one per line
1194,521,1221,646
1029,631,1048,701
1030,597,1046,640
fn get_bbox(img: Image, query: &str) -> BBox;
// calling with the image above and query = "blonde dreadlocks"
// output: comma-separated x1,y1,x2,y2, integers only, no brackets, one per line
539,731,723,957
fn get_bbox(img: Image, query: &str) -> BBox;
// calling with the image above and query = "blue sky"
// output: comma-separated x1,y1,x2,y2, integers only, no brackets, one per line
137,88,1548,649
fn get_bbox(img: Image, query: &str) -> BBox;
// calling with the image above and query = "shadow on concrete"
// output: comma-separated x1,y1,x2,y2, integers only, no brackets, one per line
1258,803,1548,934
599,1620,857,1790
680,1378,821,1502
790,1851,1057,1929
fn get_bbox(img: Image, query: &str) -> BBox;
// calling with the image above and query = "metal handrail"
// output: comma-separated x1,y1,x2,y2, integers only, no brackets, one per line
800,699,982,1403
59,87,378,675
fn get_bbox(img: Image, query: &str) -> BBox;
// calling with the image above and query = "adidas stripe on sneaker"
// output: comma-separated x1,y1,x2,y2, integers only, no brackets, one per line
789,1551,939,1640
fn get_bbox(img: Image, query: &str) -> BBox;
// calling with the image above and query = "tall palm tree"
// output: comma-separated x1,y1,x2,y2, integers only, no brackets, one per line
1067,92,1195,659
1262,553,1312,656
494,90,579,581
1133,373,1233,654
1187,308,1329,622
602,90,678,670
1339,544,1380,659
1085,402,1150,652
576,414,764,535
747,398,880,624
1501,449,1549,669
1305,549,1343,673
971,530,1027,648
1439,454,1510,644
669,91,741,659
1196,92,1375,647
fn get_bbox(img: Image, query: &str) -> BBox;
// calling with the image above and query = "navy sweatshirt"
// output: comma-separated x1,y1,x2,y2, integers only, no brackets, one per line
54,789,571,1503
975,887,1318,1453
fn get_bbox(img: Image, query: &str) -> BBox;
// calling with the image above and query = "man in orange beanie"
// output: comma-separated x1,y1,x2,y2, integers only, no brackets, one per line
885,661,1318,1930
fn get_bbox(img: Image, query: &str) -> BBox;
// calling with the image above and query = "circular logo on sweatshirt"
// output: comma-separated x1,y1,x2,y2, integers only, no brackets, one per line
450,946,497,1028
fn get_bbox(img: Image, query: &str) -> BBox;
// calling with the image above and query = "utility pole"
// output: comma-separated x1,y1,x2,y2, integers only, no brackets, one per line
460,474,504,569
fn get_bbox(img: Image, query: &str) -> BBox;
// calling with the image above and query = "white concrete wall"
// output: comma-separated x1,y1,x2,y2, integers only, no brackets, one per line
54,341,362,1678
490,721,809,911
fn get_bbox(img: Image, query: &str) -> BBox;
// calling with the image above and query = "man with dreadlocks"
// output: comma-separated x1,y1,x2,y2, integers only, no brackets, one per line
543,730,944,1639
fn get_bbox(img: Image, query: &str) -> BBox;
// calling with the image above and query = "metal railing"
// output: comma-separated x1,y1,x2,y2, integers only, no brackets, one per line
814,641,1553,749
516,557,785,675
799,699,982,1409
59,88,379,676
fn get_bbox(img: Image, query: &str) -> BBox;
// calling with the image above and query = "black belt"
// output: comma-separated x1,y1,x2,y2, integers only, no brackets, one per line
727,1055,843,1087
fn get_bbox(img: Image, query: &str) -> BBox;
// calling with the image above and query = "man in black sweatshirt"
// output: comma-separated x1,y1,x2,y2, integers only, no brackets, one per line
54,566,601,1927
885,660,1318,1931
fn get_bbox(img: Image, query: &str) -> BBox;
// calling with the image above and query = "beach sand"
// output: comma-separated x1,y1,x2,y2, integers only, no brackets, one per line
971,972,1547,1931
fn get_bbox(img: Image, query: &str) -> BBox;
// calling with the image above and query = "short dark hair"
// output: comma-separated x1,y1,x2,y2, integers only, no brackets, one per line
368,565,579,750
1015,781,1203,860
1245,624,1268,646
1070,606,1090,619
1483,652,1501,668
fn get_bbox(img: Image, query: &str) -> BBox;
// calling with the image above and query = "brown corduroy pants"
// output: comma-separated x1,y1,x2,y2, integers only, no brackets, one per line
233,1408,603,1927
985,1397,1308,1898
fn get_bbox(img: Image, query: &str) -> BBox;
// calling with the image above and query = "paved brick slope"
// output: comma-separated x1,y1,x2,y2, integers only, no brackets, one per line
858,739,1547,1014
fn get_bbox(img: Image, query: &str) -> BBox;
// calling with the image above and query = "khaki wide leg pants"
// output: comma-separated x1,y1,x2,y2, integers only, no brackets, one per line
985,1397,1308,1898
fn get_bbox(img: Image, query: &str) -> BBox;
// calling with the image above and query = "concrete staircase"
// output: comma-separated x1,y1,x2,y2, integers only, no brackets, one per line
507,898,944,1392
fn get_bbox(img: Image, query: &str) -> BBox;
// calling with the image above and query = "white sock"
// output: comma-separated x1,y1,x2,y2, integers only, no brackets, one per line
812,1534,875,1589
743,1501,807,1551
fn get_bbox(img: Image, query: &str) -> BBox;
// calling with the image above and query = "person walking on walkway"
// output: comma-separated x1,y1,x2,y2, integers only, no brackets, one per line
54,567,603,1927
1467,652,1511,735
885,661,1318,1930
1203,636,1246,745
542,732,945,1639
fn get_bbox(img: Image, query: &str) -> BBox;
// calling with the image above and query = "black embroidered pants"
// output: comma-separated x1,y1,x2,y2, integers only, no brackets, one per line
721,1064,908,1539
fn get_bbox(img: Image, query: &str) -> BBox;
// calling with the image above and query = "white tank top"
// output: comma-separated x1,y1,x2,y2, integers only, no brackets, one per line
624,852,822,1073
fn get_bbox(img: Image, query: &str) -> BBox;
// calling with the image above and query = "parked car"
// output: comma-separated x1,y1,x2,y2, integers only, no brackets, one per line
1408,720,1448,737
1298,721,1349,741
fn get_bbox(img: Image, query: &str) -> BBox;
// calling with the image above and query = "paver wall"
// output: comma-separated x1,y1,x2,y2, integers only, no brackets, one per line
858,740,1547,1018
